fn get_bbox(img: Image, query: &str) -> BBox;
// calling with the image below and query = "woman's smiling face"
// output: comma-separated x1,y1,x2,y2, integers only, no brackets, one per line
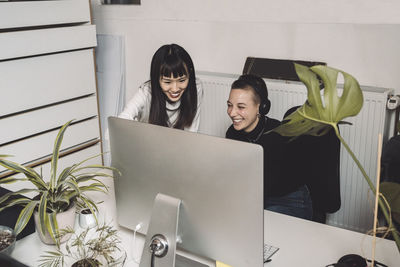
227,88,260,133
159,74,189,102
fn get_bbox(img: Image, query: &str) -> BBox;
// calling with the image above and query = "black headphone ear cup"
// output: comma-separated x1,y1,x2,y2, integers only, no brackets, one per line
259,99,271,115
264,99,271,114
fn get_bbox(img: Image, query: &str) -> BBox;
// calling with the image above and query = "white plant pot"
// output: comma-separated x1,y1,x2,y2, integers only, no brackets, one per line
33,204,76,245
79,209,98,229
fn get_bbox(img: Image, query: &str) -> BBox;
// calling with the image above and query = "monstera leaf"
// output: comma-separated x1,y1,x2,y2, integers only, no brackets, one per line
273,63,363,137
271,63,400,252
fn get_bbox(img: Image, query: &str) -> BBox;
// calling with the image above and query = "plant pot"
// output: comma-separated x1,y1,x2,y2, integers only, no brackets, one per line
33,205,76,245
79,209,98,229
71,258,100,267
0,225,16,255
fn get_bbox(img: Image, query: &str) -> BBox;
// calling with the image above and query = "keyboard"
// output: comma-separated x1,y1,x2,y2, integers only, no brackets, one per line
264,243,279,263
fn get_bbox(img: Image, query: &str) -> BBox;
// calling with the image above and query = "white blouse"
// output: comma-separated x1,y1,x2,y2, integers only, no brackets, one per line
118,79,203,132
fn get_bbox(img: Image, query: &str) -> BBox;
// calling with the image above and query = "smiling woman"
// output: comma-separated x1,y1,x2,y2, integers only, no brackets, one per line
226,74,313,220
118,43,203,132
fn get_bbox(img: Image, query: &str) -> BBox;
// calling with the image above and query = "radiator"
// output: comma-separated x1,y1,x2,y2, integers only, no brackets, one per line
197,71,393,233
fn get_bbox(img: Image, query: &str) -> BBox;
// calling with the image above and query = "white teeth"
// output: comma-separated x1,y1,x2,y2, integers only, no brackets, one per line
233,119,242,123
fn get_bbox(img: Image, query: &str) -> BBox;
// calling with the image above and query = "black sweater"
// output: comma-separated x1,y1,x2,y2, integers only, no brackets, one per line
226,116,306,198
226,116,341,213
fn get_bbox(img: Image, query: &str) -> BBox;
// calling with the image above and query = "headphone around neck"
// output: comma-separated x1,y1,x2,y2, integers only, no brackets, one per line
238,74,271,116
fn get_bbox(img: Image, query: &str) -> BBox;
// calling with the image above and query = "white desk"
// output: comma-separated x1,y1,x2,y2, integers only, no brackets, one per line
265,211,400,267
12,179,400,267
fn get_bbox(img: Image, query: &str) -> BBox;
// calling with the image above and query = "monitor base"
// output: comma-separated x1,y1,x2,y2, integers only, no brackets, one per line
140,193,181,267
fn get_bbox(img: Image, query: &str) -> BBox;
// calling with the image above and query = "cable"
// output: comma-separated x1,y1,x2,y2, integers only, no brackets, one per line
150,246,156,267
129,223,142,265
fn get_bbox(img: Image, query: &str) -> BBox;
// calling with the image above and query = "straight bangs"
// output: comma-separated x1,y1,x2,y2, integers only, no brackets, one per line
159,55,188,78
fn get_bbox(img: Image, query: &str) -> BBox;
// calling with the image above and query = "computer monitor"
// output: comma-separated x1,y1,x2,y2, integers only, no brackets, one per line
108,117,264,267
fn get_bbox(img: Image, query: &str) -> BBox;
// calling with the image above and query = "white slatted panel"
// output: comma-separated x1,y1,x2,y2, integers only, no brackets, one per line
0,0,102,195
1,144,102,197
0,25,96,60
0,118,100,173
0,96,98,145
0,0,90,29
197,72,391,233
0,50,96,116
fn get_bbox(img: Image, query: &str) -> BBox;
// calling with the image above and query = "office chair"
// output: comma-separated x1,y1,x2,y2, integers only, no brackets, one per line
283,106,341,223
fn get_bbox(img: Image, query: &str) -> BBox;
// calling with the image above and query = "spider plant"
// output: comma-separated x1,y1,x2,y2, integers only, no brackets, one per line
0,120,117,246
272,63,400,252
38,222,126,267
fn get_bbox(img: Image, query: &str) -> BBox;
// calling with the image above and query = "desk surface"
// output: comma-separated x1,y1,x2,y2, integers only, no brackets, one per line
12,179,400,267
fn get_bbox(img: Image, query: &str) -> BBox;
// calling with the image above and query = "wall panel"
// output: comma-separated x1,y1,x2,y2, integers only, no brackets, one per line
0,0,102,183
0,25,96,60
0,0,90,29
0,50,96,116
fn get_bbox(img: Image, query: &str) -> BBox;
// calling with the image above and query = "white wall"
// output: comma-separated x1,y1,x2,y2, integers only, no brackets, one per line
91,0,400,99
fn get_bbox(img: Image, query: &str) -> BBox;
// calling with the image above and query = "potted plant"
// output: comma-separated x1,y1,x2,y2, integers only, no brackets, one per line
0,225,16,255
272,63,400,252
77,200,100,229
38,222,127,267
0,120,117,247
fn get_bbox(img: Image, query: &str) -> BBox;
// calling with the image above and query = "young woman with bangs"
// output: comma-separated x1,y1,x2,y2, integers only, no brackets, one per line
119,44,203,132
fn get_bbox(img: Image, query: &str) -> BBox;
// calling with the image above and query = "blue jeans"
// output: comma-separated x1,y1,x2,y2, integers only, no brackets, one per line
265,185,313,220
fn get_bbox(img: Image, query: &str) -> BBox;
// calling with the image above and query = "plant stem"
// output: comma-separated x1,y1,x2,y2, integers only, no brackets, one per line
333,126,400,252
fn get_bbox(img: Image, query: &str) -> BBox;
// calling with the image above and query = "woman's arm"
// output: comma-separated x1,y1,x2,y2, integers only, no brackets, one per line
118,82,151,121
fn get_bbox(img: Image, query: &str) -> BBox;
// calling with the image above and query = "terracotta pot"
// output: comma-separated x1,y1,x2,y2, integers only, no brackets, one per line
33,204,76,245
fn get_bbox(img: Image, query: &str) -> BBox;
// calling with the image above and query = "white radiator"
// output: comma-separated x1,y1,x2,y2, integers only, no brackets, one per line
197,71,393,233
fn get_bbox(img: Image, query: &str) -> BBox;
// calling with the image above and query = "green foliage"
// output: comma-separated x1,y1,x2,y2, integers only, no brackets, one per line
380,182,400,225
273,63,363,137
0,120,117,247
272,63,400,253
38,223,126,267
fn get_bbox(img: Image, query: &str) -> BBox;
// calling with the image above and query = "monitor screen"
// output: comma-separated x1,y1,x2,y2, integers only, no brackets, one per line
108,117,264,266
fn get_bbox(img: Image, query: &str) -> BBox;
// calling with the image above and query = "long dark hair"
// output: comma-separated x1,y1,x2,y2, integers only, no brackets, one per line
149,44,198,129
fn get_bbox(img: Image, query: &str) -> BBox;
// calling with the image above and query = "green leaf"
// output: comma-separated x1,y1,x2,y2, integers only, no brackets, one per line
60,178,81,195
14,200,37,235
75,172,114,182
380,182,400,224
0,198,32,213
0,188,40,206
38,191,48,236
53,195,71,209
46,212,60,247
50,120,74,191
272,64,363,137
0,176,28,184
68,153,106,172
72,164,120,175
0,159,47,189
56,165,75,184
80,178,109,191
79,184,108,194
